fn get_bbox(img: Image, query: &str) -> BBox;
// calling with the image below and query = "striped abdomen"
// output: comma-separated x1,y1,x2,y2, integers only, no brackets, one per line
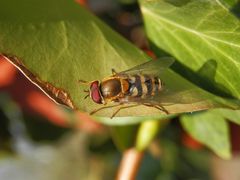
128,74,162,98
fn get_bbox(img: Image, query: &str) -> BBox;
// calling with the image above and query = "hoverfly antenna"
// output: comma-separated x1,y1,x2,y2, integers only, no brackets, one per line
78,80,89,85
84,94,89,99
78,79,97,85
83,89,90,99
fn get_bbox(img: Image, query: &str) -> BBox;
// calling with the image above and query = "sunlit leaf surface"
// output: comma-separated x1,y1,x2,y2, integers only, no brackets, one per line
140,0,240,156
140,0,240,99
0,0,238,124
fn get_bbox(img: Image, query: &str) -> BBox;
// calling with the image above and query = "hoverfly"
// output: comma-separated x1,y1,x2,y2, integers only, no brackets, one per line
79,57,175,118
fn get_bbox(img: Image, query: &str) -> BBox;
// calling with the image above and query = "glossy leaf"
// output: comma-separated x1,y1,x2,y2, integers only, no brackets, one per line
212,109,240,125
181,112,230,159
140,0,240,99
140,0,240,157
219,0,238,7
181,108,240,158
0,0,238,125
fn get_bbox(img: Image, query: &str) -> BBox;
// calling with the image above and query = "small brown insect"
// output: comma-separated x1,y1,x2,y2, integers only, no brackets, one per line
79,57,174,118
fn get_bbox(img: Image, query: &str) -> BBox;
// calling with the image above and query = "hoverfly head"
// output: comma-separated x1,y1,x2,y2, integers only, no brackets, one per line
78,79,104,104
89,80,104,104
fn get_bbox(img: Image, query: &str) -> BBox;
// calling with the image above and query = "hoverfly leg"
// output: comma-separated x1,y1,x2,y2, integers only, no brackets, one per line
111,68,118,75
155,105,169,114
111,104,139,118
78,80,88,84
89,104,123,116
142,103,169,114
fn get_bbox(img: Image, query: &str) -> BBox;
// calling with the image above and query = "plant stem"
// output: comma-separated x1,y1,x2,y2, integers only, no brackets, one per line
116,148,144,180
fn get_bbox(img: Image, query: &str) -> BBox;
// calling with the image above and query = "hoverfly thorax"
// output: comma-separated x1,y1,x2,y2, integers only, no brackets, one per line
100,78,122,98
89,81,104,104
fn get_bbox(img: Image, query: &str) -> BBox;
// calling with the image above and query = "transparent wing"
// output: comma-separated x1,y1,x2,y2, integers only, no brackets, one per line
119,87,209,107
118,66,211,107
150,88,208,105
116,57,210,107
116,57,175,76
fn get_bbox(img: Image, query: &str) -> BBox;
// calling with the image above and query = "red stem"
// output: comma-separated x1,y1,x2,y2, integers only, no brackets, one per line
116,148,144,180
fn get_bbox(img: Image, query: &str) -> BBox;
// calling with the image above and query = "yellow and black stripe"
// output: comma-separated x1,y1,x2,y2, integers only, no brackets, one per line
128,74,162,98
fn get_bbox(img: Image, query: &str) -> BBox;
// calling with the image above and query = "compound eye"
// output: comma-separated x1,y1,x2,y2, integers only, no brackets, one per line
90,81,102,104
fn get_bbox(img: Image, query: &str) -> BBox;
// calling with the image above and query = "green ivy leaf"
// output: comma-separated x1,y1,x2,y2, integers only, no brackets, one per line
219,0,238,8
181,108,240,159
140,0,240,157
0,0,238,125
140,0,240,99
181,112,230,159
